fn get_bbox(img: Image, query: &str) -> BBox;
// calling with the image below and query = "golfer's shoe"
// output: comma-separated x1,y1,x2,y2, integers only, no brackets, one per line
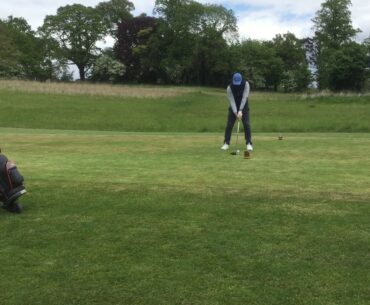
247,143,253,151
221,143,229,150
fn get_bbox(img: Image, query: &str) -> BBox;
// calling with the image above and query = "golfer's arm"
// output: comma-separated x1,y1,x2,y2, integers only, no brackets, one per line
239,81,250,111
227,86,237,113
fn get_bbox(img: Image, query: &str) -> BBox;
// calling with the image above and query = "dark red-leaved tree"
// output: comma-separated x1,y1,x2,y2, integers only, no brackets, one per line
115,14,158,83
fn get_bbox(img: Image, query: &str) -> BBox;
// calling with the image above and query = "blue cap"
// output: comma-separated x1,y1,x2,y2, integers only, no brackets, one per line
232,73,242,85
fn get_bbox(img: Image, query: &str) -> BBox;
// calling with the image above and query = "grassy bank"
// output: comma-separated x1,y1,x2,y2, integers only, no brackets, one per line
0,81,370,132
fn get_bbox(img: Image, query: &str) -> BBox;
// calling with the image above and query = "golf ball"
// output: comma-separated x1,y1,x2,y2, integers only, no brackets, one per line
236,149,240,153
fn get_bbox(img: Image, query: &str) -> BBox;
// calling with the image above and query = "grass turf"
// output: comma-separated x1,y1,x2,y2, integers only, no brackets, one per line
1,129,370,305
1,88,370,133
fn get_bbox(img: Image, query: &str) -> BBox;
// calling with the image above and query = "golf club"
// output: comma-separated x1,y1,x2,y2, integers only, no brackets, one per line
230,119,240,155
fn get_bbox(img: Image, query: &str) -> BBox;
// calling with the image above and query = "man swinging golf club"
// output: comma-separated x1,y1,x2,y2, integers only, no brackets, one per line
221,72,253,152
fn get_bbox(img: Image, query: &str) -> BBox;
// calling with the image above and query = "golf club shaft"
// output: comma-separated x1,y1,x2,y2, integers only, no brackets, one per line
235,119,240,150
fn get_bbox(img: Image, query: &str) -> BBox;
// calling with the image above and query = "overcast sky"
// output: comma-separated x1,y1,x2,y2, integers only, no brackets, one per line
1,0,370,41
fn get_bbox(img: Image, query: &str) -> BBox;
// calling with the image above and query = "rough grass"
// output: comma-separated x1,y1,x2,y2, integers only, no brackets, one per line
1,80,369,99
0,80,205,98
0,82,370,133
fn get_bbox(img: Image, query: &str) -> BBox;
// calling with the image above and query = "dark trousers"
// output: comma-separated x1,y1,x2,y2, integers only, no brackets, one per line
223,107,252,145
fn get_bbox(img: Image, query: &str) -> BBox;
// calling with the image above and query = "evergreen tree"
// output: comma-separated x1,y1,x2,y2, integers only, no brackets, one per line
312,0,360,89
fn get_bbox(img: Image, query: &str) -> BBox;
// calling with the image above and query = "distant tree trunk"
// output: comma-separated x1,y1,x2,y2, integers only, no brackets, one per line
78,65,85,80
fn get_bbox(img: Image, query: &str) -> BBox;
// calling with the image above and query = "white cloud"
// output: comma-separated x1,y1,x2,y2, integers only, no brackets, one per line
132,0,156,16
0,0,103,30
237,10,313,41
351,0,370,40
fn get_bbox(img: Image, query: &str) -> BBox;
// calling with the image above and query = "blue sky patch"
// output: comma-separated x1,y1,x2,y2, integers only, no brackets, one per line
229,3,269,13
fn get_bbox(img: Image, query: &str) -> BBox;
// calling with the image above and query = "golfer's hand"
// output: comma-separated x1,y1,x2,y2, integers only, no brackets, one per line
237,111,243,119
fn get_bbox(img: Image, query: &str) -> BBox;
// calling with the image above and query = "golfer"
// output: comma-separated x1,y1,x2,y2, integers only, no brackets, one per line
221,72,253,151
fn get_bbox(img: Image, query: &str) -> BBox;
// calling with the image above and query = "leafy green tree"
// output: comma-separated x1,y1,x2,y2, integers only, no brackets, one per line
294,64,313,92
273,33,312,91
273,33,306,70
189,30,230,86
1,16,51,80
189,5,237,86
312,0,359,49
327,42,368,91
312,0,360,89
0,21,21,77
40,4,109,80
152,0,237,85
363,37,370,90
3,16,32,33
37,32,71,81
96,0,134,37
90,48,126,82
238,39,284,91
0,16,71,81
152,0,202,84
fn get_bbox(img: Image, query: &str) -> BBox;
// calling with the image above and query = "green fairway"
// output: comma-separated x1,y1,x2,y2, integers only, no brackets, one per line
1,128,370,305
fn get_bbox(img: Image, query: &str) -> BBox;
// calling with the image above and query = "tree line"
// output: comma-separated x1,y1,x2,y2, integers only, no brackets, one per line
0,0,369,91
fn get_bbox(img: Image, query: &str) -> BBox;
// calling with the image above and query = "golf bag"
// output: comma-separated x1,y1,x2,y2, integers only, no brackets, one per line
0,152,26,213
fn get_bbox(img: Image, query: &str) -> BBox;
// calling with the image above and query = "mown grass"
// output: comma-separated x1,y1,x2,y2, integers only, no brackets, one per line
0,81,370,133
1,129,370,305
1,82,370,304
